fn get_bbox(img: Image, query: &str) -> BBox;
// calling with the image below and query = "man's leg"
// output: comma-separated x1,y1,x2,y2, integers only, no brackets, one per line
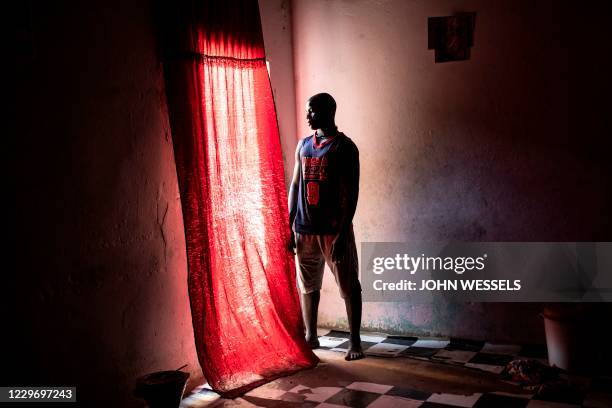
301,290,320,348
344,288,363,360
296,233,325,349
323,231,364,360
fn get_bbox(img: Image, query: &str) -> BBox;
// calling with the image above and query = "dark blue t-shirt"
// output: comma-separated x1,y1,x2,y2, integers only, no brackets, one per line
294,132,359,234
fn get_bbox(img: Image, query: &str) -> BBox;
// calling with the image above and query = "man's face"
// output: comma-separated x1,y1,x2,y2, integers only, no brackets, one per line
306,101,332,130
306,102,320,130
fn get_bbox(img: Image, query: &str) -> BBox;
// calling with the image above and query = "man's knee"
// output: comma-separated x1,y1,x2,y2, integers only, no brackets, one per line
299,284,322,296
339,278,362,299
297,273,323,295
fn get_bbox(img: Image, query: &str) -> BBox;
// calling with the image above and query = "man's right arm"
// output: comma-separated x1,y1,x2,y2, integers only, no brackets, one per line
288,140,303,251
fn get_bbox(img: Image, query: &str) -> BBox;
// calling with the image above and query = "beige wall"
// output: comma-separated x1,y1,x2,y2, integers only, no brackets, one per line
285,0,611,342
260,0,299,189
12,1,202,405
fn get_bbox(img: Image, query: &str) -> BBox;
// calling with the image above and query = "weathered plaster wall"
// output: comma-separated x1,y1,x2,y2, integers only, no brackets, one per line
290,0,611,343
12,0,201,406
259,0,298,189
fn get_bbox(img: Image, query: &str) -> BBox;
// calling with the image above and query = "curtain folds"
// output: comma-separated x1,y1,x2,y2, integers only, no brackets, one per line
158,0,318,397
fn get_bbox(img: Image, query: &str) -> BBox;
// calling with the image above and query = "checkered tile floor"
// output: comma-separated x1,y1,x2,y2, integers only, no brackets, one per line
181,330,612,407
318,330,548,375
184,378,612,407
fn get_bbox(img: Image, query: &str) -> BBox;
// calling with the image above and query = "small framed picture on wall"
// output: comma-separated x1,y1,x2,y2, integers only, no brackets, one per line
428,13,476,63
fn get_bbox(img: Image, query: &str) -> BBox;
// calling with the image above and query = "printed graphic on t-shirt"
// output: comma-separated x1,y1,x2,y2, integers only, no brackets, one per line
302,156,328,206
302,156,328,181
306,181,319,205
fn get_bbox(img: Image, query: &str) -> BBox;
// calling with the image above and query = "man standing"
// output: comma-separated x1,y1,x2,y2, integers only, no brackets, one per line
288,93,364,361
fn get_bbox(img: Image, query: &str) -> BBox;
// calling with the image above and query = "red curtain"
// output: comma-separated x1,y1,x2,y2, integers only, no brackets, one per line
158,0,318,397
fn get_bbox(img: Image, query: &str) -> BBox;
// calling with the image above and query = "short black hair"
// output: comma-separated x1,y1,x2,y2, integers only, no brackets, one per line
308,93,336,116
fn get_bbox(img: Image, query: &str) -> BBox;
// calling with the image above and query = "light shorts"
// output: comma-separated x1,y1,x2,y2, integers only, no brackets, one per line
295,228,361,299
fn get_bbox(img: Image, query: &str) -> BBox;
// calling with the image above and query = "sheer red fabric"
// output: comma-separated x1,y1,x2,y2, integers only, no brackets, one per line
159,0,318,397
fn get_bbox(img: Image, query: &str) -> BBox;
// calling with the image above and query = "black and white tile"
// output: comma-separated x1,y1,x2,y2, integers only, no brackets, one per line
180,330,612,407
185,379,611,407
317,330,540,375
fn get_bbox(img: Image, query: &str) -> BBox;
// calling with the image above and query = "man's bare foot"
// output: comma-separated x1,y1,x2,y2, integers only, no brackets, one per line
345,343,365,361
306,335,320,349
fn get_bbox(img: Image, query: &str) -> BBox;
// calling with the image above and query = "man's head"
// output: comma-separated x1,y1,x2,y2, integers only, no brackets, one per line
306,93,336,130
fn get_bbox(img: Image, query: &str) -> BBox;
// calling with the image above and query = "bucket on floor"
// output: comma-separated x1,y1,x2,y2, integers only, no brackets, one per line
134,370,189,408
542,305,594,374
